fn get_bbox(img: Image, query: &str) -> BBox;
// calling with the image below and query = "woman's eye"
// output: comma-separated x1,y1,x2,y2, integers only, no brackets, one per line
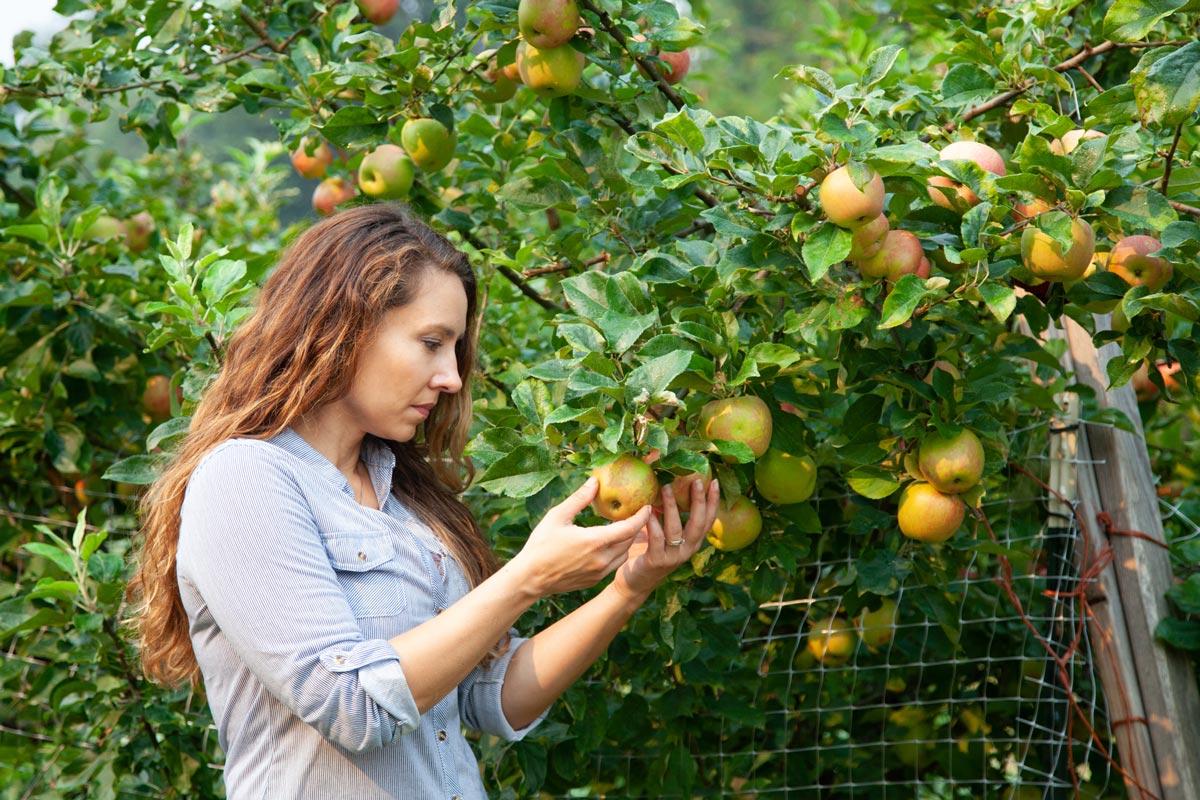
423,339,442,352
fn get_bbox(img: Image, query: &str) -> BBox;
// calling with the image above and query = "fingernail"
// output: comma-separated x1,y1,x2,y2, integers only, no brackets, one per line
693,479,703,491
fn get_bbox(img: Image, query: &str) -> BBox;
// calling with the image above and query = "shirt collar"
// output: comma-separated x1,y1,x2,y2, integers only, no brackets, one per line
268,428,397,496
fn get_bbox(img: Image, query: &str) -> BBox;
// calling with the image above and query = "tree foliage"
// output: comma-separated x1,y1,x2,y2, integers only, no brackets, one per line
2,0,1199,796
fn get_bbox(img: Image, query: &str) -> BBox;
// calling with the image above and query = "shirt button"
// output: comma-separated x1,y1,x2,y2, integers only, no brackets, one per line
334,656,345,665
436,730,447,741
357,551,367,561
435,608,444,615
452,796,462,800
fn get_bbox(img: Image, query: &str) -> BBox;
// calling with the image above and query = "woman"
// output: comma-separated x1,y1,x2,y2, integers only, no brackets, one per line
128,204,719,799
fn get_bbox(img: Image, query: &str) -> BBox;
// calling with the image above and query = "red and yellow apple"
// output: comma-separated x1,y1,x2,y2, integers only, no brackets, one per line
357,143,414,199
1021,217,1095,282
699,396,773,460
918,428,984,494
897,482,966,543
856,229,925,282
591,453,658,521
928,140,1006,209
516,41,585,98
706,496,764,551
312,177,357,216
400,117,456,172
820,165,886,228
1108,235,1171,292
518,0,581,49
291,137,334,179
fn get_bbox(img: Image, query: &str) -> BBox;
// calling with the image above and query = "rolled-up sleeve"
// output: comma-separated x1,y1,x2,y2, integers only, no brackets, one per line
179,441,419,752
457,635,547,741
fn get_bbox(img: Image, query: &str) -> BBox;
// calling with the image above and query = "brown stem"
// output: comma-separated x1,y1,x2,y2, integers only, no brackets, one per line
578,0,686,112
1170,200,1200,217
460,231,564,312
1161,123,1184,196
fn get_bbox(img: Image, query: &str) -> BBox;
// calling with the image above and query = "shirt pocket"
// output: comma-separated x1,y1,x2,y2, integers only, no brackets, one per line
322,531,409,618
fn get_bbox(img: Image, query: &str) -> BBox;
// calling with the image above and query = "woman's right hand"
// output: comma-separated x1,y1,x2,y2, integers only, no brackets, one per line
512,477,652,598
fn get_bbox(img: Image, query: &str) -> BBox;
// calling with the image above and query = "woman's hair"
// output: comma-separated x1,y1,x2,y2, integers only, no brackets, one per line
128,204,498,687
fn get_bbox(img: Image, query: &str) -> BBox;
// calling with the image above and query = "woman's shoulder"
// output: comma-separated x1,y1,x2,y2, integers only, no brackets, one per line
188,437,303,493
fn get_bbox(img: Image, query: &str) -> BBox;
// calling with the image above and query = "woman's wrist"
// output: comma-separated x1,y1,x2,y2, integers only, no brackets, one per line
605,573,653,609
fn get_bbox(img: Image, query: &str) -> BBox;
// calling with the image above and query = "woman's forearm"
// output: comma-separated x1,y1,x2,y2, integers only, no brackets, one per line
499,581,650,730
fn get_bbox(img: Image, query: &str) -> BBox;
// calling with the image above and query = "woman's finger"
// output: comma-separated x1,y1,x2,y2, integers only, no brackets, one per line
545,477,599,524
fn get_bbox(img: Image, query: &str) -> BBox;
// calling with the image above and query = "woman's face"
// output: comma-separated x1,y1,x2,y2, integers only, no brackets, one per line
334,269,468,443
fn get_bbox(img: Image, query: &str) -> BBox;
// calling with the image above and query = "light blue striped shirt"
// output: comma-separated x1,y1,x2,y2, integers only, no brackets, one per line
177,429,542,800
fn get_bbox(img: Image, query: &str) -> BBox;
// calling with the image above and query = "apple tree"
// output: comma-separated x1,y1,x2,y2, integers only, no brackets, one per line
2,0,1199,796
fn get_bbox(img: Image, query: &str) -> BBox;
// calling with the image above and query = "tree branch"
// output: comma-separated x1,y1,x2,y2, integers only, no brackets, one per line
1161,123,1183,196
578,0,686,112
459,230,565,313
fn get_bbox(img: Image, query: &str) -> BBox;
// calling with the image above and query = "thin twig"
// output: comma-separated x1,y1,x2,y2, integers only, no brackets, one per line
1161,123,1183,196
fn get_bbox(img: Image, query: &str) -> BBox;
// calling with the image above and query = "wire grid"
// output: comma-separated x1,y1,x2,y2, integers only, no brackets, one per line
578,424,1121,799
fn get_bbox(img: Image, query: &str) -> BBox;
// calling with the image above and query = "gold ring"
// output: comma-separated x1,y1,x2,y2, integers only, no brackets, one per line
668,539,684,546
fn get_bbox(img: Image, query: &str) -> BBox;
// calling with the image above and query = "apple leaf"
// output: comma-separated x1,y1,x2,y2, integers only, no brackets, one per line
855,548,912,595
1131,41,1200,127
801,223,852,282
940,64,995,107
1156,616,1200,651
625,349,693,403
846,467,901,500
22,542,77,576
1102,184,1177,232
319,105,386,147
102,455,161,485
779,64,837,97
1104,0,1190,42
477,446,557,498
879,275,939,329
977,282,1017,323
859,45,903,88
146,416,191,453
1168,574,1200,615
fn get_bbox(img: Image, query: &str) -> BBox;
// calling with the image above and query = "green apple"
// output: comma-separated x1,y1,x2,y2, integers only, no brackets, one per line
518,0,580,49
754,449,817,505
516,41,585,98
699,395,773,460
83,214,124,241
400,118,456,172
918,428,984,494
706,496,763,551
591,454,658,521
357,144,414,199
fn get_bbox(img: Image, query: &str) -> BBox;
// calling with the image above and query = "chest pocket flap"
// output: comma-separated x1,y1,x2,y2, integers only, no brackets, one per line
323,531,396,571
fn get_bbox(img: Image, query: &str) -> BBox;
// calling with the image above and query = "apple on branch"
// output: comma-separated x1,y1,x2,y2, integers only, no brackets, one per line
706,496,763,551
699,395,773,461
518,0,581,49
927,140,1006,210
516,41,585,99
917,428,984,494
357,144,414,199
356,0,399,25
312,177,357,216
897,482,966,543
291,136,334,179
591,453,658,521
1108,234,1171,292
400,117,456,173
819,164,886,228
1021,216,1095,282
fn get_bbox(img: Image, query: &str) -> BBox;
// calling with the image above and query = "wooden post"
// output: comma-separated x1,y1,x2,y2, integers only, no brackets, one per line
1042,321,1162,799
1059,314,1200,799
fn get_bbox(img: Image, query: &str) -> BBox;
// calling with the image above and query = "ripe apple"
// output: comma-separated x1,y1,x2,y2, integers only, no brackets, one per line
928,140,1006,209
312,177,357,216
1012,195,1052,223
633,36,691,85
847,214,889,261
591,454,658,521
290,137,334,179
1050,128,1105,156
856,229,924,282
142,375,178,422
1133,361,1183,402
356,0,399,25
699,395,773,460
918,428,984,494
754,449,817,505
660,462,713,514
806,616,857,665
706,496,763,551
1107,234,1171,292
897,482,966,543
477,55,519,103
516,41,585,98
400,118,456,172
858,597,898,651
123,211,155,253
819,165,886,228
518,0,580,49
357,144,414,199
1020,217,1095,282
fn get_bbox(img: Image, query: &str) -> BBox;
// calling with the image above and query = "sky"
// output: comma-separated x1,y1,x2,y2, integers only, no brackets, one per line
1,0,68,66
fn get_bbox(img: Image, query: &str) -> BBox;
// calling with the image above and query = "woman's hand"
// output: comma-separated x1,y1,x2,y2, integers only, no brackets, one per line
513,478,652,599
611,478,721,601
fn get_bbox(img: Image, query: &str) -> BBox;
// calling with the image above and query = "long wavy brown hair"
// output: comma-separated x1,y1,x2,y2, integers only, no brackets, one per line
128,204,499,688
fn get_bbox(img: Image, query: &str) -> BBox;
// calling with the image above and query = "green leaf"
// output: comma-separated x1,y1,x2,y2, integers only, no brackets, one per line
477,446,557,498
655,109,706,154
847,468,901,499
147,416,191,452
859,45,903,88
801,222,852,282
321,106,386,147
779,64,837,96
1,224,49,242
856,548,913,595
202,259,248,304
940,64,995,107
495,176,575,212
879,275,938,329
625,350,692,402
1156,616,1200,651
1167,574,1200,615
1104,0,1190,42
1131,41,1200,127
977,282,1017,323
1102,184,1177,231
102,455,161,485
28,579,80,603
22,542,77,575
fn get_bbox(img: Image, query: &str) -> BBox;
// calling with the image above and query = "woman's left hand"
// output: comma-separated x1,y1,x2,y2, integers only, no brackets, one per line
611,477,721,601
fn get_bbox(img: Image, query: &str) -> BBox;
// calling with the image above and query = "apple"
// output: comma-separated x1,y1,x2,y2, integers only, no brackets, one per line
124,211,155,253
1012,195,1052,223
1021,217,1095,282
858,598,898,651
83,215,124,241
806,616,857,665
1107,234,1171,292
477,56,519,103
633,36,691,85
847,213,889,261
591,454,658,521
699,395,773,460
819,165,886,228
897,482,966,543
290,137,334,179
516,41,585,98
518,0,580,49
928,140,1006,209
356,0,399,25
754,449,817,505
1133,361,1184,402
856,229,924,282
660,462,713,514
357,144,414,199
1050,128,1105,156
400,118,456,172
312,177,357,216
918,428,984,494
706,496,763,551
142,375,178,422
